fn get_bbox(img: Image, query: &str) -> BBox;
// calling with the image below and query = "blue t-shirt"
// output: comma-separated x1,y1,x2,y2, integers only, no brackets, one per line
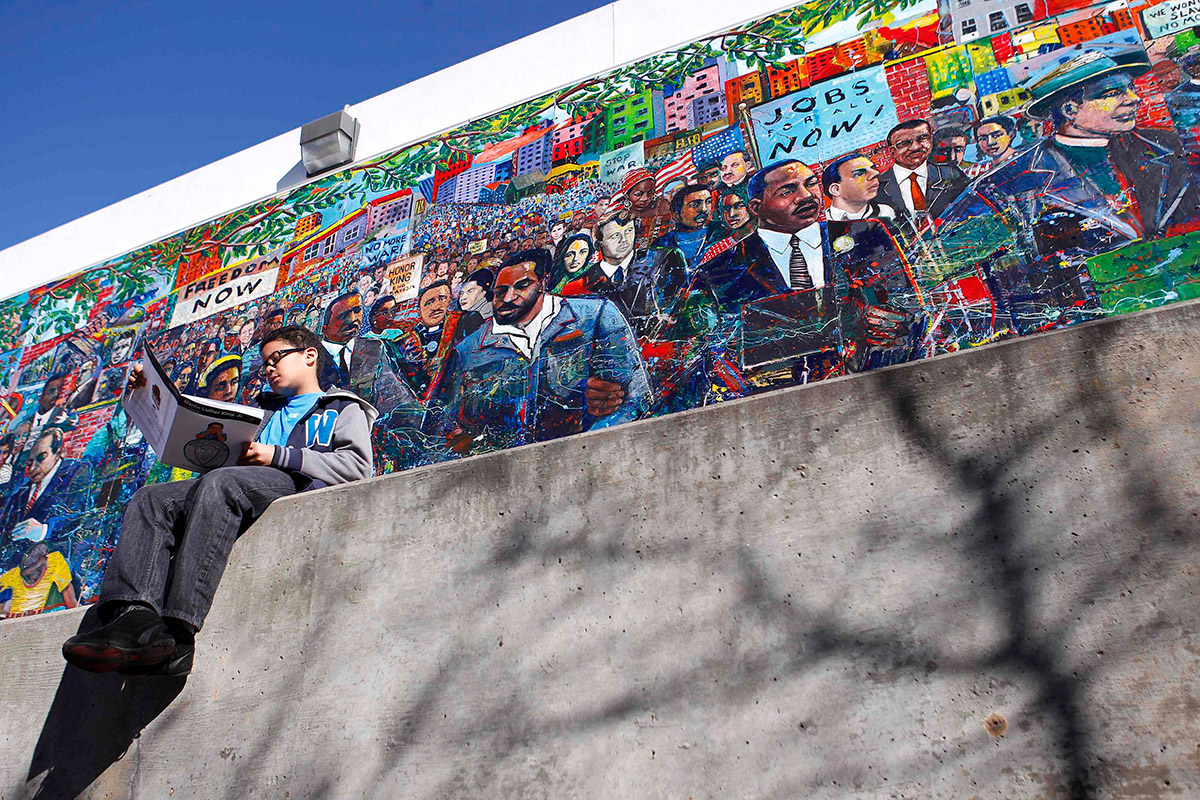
256,393,323,448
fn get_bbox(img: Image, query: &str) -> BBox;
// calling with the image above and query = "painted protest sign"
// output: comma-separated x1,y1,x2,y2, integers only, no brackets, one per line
599,141,645,184
1142,0,1200,38
389,252,425,301
169,262,279,327
361,231,412,270
750,65,898,163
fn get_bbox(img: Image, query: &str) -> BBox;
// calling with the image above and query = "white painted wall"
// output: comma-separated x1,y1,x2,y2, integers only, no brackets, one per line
0,0,797,302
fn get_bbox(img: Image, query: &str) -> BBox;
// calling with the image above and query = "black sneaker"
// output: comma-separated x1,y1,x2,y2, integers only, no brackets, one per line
118,641,194,677
62,606,176,674
119,618,196,677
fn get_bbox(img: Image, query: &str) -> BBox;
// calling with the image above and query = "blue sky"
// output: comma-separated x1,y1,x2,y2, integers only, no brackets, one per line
0,0,610,252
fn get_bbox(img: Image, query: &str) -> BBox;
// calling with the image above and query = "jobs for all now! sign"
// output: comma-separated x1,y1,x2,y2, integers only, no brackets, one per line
749,65,899,164
169,263,279,327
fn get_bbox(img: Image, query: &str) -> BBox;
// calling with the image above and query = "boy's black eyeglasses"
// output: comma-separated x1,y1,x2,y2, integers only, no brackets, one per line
258,347,306,376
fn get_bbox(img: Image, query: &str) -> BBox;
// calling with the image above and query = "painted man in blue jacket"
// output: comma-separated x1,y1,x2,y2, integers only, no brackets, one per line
428,249,652,456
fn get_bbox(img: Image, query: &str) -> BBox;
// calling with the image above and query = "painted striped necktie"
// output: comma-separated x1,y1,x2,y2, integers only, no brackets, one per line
789,235,814,291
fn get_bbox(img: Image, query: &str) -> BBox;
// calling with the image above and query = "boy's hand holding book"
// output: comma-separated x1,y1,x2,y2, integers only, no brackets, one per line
238,442,276,467
126,363,147,395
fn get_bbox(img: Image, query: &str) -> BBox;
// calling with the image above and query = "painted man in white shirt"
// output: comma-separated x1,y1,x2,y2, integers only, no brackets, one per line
821,153,897,222
699,159,831,309
559,211,641,319
429,248,650,455
700,159,918,376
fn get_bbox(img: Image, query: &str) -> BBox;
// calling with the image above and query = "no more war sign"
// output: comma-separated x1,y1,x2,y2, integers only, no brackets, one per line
1142,0,1200,38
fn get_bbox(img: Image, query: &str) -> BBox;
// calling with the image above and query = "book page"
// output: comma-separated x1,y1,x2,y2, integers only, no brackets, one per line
161,407,262,472
121,346,179,456
124,345,264,472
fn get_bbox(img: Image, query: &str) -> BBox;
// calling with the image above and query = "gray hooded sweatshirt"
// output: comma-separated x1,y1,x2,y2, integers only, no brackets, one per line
254,388,379,490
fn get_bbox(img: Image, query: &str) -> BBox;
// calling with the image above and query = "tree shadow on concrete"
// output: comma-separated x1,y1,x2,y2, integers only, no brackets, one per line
200,305,1199,799
438,316,1192,797
732,319,1196,798
25,606,185,800
873,321,1197,797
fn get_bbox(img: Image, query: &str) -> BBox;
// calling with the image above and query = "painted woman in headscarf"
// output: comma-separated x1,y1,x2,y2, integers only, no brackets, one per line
621,167,672,250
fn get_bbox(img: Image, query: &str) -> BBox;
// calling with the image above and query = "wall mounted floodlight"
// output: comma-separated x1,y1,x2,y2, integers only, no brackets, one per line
300,108,360,176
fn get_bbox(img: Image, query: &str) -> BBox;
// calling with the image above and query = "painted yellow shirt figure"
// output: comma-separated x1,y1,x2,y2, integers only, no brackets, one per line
0,551,72,617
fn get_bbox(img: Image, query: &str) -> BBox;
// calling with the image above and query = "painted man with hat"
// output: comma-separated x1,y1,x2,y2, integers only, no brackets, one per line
937,41,1200,331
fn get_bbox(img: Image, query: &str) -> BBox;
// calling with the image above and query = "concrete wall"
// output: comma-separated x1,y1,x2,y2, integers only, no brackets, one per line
2,298,1198,799
0,0,804,301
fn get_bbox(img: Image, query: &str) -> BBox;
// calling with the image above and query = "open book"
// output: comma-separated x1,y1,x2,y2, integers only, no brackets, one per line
122,346,263,472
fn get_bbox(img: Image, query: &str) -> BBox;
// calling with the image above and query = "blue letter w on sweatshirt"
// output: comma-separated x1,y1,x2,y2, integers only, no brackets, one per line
305,410,339,447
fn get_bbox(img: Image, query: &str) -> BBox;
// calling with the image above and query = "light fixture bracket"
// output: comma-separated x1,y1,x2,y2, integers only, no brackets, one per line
300,109,360,177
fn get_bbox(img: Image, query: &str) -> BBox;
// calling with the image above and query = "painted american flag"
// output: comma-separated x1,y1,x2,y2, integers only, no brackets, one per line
654,150,696,196
689,126,747,167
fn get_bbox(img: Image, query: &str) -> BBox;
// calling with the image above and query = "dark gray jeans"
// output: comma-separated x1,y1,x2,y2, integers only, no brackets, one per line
99,466,299,631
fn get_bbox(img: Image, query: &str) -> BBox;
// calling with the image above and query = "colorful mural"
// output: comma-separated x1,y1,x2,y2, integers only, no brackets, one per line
1,0,1198,619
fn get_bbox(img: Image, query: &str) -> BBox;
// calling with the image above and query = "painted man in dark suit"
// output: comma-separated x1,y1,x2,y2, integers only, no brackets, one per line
876,119,969,229
319,291,362,389
701,159,922,378
0,427,92,568
560,210,641,314
700,160,827,308
29,373,79,434
390,280,464,401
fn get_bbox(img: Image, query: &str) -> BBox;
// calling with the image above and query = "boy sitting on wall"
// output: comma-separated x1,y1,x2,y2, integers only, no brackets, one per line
62,325,377,676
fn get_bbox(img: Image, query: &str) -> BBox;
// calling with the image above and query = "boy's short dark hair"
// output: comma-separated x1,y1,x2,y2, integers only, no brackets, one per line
260,325,327,380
